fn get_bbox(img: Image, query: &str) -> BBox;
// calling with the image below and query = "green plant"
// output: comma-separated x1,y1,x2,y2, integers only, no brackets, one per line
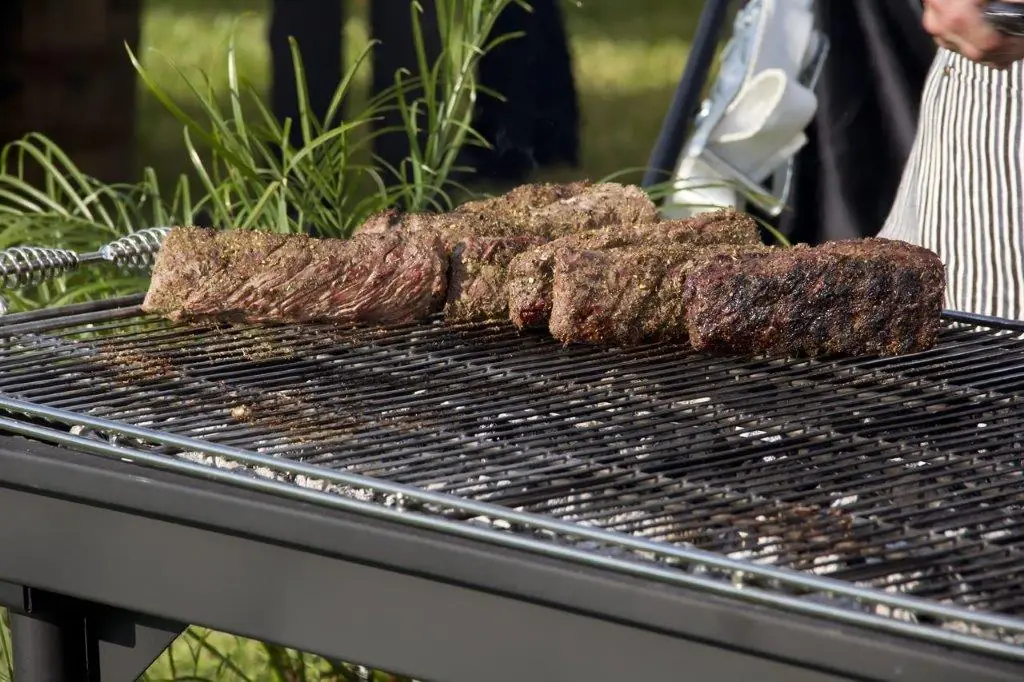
130,0,527,237
0,135,178,311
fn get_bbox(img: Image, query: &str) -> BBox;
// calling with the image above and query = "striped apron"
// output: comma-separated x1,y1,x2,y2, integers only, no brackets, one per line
879,49,1024,320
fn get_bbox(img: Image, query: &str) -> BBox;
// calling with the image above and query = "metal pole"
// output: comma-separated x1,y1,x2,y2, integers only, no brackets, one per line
10,613,76,682
10,589,96,682
641,0,733,189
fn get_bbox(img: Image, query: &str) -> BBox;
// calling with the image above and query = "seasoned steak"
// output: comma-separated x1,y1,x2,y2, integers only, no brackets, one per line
683,238,946,357
354,209,514,249
507,210,763,330
356,182,590,236
142,226,449,325
355,208,405,234
548,243,768,346
453,181,592,218
356,182,657,260
657,209,763,246
444,235,549,323
524,182,659,237
507,226,643,330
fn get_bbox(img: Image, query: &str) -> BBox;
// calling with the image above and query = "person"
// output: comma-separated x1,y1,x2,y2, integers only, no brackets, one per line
878,0,1024,320
769,1,938,246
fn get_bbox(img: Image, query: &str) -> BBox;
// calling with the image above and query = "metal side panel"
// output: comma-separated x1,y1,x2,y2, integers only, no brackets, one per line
0,436,1020,682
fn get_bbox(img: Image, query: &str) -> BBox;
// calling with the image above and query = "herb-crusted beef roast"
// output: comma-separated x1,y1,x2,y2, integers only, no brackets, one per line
523,182,659,237
142,226,448,325
355,182,654,246
354,210,515,250
507,210,763,330
356,181,590,237
444,235,549,323
453,181,592,218
683,238,946,357
506,227,644,330
548,243,769,346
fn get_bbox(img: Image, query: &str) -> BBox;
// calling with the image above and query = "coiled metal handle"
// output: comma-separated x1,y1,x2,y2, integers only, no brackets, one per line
94,227,172,270
0,227,172,315
0,247,81,289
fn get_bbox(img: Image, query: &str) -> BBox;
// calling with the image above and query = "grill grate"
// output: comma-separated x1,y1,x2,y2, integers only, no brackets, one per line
1,297,1023,650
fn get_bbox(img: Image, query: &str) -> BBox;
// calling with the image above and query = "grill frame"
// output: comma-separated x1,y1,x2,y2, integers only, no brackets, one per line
1,434,1022,682
0,295,1023,680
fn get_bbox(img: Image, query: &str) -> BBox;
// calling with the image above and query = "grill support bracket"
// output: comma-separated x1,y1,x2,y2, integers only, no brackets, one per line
1,585,181,682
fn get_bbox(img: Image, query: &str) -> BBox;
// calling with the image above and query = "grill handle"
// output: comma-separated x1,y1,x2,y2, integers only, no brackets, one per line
0,227,171,315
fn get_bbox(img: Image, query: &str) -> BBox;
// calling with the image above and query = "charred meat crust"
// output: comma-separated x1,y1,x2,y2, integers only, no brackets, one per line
142,226,449,325
682,238,946,357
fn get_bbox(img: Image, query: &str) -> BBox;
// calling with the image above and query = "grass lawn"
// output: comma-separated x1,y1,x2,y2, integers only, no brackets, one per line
3,1,703,679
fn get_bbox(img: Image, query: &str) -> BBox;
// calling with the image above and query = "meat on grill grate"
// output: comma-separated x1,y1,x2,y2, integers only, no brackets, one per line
356,182,662,324
445,235,549,323
357,182,655,249
508,210,764,330
683,238,947,356
549,242,769,345
142,179,946,359
453,180,593,218
142,226,448,325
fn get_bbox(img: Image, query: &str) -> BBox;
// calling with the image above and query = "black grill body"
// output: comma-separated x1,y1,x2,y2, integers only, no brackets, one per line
0,296,1022,682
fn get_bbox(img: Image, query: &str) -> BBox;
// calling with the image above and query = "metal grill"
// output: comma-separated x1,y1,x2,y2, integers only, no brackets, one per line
1,296,1023,659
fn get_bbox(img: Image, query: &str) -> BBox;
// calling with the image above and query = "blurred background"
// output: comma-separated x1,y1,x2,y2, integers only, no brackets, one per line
1,0,702,189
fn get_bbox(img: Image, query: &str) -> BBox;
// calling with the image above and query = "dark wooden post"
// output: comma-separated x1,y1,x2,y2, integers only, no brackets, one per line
0,0,141,183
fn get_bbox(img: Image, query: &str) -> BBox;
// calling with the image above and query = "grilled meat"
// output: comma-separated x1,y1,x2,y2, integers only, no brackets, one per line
142,226,448,325
453,181,592,218
521,182,659,236
507,227,643,330
355,182,655,248
548,243,769,346
683,238,946,357
354,209,514,250
356,181,590,238
507,210,763,330
445,235,549,323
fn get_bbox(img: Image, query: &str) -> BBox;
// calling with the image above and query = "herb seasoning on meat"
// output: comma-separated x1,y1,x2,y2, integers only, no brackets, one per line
683,238,946,357
507,209,763,330
143,226,449,325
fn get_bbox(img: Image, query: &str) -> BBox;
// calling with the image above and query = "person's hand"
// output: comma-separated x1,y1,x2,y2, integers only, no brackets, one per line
922,0,1024,68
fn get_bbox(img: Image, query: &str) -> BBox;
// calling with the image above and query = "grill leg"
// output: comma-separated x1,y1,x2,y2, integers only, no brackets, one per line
10,604,91,682
7,587,181,682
